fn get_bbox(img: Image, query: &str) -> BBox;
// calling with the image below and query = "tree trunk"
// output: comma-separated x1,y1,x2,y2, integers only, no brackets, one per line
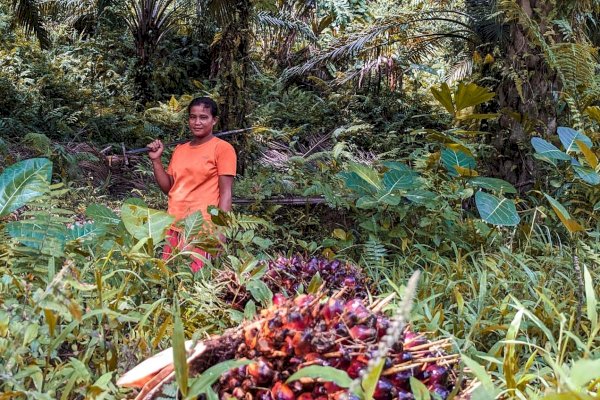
210,0,251,131
490,0,559,191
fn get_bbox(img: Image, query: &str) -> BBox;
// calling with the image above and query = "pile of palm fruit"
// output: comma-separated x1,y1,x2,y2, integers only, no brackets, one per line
119,290,465,399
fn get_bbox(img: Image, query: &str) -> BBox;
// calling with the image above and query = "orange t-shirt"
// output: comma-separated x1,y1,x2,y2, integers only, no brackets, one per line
166,137,236,220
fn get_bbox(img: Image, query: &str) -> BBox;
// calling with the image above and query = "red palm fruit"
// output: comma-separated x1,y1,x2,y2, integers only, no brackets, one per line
343,299,370,325
257,338,272,353
403,331,427,348
349,325,377,341
232,387,245,399
272,382,296,400
294,294,313,307
245,327,259,348
344,276,357,288
346,359,366,379
292,330,313,356
246,358,274,385
297,394,314,400
323,381,341,393
321,299,344,323
256,390,271,400
376,316,390,339
286,311,307,330
427,384,450,400
373,377,397,400
389,370,413,387
273,293,287,306
424,365,448,385
304,352,324,362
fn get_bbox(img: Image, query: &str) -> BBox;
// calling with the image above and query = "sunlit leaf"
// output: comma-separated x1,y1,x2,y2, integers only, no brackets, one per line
362,359,385,400
431,83,454,114
187,360,252,399
0,158,52,217
409,376,431,400
121,203,175,243
173,300,188,397
347,162,382,191
475,192,520,226
454,82,495,112
575,140,598,168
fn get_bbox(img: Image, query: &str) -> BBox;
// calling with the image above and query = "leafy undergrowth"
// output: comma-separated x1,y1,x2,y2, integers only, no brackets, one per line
1,158,599,400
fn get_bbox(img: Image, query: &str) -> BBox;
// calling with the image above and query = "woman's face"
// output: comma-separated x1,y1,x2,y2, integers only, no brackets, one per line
188,105,217,139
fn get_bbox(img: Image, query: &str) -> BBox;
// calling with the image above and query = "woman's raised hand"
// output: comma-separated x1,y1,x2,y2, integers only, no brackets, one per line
147,139,164,160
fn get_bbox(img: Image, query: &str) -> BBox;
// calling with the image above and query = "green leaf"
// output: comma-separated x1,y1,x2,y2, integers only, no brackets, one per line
187,360,252,399
404,190,437,205
0,158,52,217
441,148,476,177
382,168,418,191
243,300,256,320
85,204,120,226
531,138,571,160
246,280,273,307
7,217,67,256
431,83,454,114
286,365,352,387
173,299,188,397
340,172,377,196
572,165,600,185
409,376,431,400
347,162,382,191
121,203,175,243
454,82,495,112
355,196,379,209
569,358,600,388
307,272,323,294
461,355,495,392
65,222,106,242
475,192,520,226
183,211,205,239
361,359,385,400
543,193,585,233
557,127,592,153
468,177,517,194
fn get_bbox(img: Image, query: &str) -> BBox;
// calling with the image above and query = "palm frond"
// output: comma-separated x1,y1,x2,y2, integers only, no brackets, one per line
11,0,51,48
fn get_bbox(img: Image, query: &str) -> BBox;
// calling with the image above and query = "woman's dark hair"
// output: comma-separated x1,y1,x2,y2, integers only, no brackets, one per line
187,97,219,117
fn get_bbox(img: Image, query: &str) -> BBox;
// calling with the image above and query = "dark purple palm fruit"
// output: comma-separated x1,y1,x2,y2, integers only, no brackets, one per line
389,370,413,388
320,298,344,324
428,384,450,400
423,364,448,385
373,377,397,400
396,390,415,400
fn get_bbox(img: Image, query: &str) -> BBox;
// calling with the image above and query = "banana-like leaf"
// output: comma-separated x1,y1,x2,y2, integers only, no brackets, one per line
339,172,377,196
0,158,52,217
347,162,382,191
382,168,418,191
121,203,175,243
475,192,520,226
469,177,517,194
531,138,570,160
441,147,476,177
557,127,592,153
454,82,495,112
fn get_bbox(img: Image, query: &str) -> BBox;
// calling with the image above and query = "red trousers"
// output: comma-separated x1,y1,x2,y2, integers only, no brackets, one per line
161,229,208,272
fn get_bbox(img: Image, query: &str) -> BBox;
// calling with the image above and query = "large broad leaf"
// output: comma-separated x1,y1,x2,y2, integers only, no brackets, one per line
382,168,418,191
557,127,592,153
475,192,520,226
183,211,206,239
404,190,437,206
531,138,570,160
431,83,454,114
65,222,106,242
454,82,495,112
543,193,585,233
86,204,120,226
441,147,476,177
347,162,382,191
469,177,517,194
121,203,175,243
572,165,600,185
6,218,66,257
339,172,376,196
0,158,52,217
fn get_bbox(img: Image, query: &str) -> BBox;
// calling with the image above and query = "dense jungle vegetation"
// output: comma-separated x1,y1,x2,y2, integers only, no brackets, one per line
1,0,600,399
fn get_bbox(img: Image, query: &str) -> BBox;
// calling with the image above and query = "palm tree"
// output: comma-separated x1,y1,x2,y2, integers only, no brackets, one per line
10,0,51,48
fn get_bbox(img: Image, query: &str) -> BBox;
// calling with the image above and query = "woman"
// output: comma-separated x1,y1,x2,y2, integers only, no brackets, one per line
147,97,236,271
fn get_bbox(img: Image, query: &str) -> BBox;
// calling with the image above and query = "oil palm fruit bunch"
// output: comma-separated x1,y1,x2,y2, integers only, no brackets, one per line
217,256,370,310
118,289,464,399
